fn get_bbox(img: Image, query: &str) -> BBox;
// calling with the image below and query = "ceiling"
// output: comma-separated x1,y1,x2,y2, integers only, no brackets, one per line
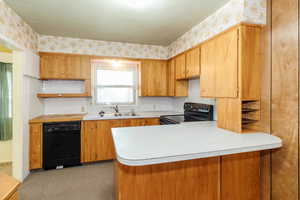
5,0,229,46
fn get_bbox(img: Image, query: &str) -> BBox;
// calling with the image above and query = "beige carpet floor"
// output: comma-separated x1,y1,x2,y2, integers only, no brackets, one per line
0,162,12,176
19,161,114,200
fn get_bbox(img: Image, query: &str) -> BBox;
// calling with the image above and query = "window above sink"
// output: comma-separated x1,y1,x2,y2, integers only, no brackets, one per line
92,60,139,105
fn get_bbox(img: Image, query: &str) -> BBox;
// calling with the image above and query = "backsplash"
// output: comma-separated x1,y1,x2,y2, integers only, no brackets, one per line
43,79,216,116
43,97,177,115
42,80,85,94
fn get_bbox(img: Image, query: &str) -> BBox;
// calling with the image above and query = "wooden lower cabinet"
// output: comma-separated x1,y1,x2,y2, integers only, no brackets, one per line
115,152,260,200
81,118,160,163
29,123,43,170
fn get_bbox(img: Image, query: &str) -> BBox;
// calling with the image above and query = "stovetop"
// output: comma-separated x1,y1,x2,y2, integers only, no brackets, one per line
160,103,214,124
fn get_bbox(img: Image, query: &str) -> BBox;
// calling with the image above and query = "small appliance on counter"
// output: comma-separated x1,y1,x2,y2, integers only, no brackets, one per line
43,121,81,170
160,102,214,125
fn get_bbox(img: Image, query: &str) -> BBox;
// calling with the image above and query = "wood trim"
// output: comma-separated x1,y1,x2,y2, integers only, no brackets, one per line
0,173,20,200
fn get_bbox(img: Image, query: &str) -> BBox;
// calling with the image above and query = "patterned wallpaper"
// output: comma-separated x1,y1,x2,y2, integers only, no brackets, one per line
0,0,266,59
0,0,38,52
167,0,266,57
38,35,168,60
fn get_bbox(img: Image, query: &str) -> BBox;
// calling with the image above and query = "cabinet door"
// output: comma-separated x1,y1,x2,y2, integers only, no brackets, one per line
167,59,175,96
40,54,64,79
175,54,186,80
168,58,188,97
201,29,238,98
29,123,42,170
81,121,98,162
215,29,238,98
139,60,168,96
40,53,91,80
96,120,119,160
186,48,200,78
200,39,216,97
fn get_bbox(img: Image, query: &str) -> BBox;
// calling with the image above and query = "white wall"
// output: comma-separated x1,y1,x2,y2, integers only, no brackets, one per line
0,51,12,163
172,79,216,118
44,97,175,115
43,79,216,116
12,50,43,181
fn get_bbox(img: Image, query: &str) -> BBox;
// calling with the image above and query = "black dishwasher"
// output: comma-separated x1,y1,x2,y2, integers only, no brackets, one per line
43,121,81,170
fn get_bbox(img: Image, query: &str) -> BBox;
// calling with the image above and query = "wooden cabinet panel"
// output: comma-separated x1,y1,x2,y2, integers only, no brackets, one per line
201,29,238,98
217,99,242,133
168,58,188,97
81,118,160,162
200,39,216,97
175,54,186,80
116,157,220,200
167,59,175,96
144,118,160,125
239,26,261,100
29,123,43,170
39,53,91,80
81,121,98,162
215,29,238,98
139,60,168,96
222,152,260,200
186,48,200,78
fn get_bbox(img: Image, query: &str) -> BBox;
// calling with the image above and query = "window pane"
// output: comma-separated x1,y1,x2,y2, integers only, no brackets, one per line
96,70,134,86
96,87,134,104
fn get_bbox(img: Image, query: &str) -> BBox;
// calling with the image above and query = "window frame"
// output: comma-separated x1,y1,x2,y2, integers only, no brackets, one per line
93,63,138,106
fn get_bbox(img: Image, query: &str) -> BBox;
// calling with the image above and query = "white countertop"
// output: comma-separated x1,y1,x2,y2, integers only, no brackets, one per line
112,122,282,166
83,111,182,120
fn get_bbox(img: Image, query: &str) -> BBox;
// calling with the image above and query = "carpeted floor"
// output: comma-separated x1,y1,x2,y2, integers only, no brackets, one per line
0,162,12,176
19,161,114,200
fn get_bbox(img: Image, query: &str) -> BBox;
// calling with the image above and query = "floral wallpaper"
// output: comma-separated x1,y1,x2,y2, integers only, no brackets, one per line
167,0,266,57
38,35,169,60
0,0,266,59
243,0,267,25
0,0,38,52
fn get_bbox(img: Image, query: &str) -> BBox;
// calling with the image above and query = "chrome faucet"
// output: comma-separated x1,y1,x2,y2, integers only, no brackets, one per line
111,105,121,116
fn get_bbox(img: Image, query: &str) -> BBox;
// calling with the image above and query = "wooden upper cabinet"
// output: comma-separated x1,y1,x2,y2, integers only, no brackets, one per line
139,60,168,96
215,29,238,98
167,59,175,96
175,54,186,80
167,58,188,97
200,28,238,98
186,48,200,78
39,53,91,80
200,25,261,99
200,39,216,97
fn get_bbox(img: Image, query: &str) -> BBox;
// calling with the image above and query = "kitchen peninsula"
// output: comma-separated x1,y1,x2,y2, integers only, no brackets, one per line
112,122,282,200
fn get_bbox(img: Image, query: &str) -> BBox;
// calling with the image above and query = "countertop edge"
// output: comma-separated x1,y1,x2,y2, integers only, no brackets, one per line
115,142,282,166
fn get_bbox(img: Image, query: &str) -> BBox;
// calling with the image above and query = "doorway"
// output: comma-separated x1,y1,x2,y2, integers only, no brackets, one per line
0,44,13,176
